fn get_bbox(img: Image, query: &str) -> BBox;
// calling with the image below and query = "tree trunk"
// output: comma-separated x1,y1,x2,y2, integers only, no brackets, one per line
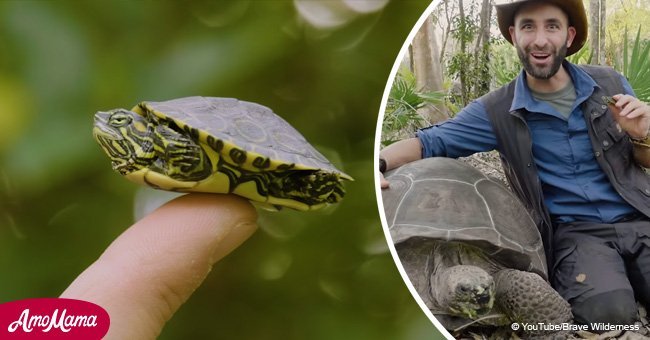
411,15,446,122
438,0,455,62
458,0,468,105
589,0,599,63
589,0,606,65
474,0,491,95
412,16,443,92
599,0,606,65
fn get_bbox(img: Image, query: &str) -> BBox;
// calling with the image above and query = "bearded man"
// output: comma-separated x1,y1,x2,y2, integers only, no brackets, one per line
379,0,650,328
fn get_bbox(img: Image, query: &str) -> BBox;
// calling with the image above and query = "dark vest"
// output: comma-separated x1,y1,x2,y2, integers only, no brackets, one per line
480,65,650,278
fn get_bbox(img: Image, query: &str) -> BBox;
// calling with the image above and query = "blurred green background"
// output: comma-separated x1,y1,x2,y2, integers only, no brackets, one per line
0,0,444,339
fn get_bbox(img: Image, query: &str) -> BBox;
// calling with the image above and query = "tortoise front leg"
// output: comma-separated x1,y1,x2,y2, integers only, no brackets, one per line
493,269,572,334
152,125,212,181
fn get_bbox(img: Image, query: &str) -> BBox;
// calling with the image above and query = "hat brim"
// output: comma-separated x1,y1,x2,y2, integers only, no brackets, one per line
495,0,587,56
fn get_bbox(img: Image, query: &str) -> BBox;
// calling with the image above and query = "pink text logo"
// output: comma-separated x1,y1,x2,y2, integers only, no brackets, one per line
0,298,109,339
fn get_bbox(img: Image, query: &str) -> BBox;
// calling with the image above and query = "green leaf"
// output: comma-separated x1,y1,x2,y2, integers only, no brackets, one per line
621,26,650,102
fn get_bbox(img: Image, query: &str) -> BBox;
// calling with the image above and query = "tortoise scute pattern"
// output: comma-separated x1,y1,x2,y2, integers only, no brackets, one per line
386,158,546,277
382,158,572,334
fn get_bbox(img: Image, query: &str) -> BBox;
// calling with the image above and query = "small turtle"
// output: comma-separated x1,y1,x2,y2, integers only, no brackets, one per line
381,157,571,334
93,97,352,210
602,95,616,106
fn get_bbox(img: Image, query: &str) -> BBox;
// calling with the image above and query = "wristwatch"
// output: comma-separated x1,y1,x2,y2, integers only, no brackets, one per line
379,158,387,173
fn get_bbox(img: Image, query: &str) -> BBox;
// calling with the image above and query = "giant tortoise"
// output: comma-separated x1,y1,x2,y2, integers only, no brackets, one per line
381,157,571,334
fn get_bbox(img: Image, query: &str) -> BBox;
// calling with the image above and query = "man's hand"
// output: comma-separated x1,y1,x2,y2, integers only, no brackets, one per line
607,94,650,167
61,193,258,339
380,171,389,189
609,94,650,138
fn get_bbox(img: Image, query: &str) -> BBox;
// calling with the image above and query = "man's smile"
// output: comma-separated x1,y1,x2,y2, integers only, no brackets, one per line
530,51,552,64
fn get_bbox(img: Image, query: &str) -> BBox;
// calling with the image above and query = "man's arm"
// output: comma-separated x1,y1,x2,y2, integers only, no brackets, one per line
379,138,422,188
379,138,423,172
378,100,498,188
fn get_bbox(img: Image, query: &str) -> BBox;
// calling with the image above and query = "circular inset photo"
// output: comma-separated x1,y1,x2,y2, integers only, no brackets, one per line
376,0,650,339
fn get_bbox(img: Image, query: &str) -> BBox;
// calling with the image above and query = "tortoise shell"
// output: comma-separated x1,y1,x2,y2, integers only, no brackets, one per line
381,157,547,278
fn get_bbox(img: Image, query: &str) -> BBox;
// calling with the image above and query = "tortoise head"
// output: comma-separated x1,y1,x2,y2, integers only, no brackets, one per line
93,109,155,175
434,264,495,319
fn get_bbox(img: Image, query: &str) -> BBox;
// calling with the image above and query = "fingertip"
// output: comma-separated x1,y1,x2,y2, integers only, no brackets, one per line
612,94,627,108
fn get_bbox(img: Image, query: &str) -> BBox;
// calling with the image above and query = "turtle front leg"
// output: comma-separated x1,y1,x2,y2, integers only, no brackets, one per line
493,269,572,333
152,125,212,181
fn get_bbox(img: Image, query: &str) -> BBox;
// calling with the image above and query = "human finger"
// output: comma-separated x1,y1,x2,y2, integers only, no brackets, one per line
612,93,632,107
61,193,258,339
619,98,643,117
623,102,649,119
380,172,390,189
609,94,638,117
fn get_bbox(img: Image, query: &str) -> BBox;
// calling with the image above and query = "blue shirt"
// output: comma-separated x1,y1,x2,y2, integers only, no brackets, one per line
417,62,638,223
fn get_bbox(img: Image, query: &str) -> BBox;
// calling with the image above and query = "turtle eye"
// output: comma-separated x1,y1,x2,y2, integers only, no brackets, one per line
109,113,132,127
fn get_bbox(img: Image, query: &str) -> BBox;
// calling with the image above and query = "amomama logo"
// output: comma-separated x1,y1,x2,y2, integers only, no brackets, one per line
0,298,109,339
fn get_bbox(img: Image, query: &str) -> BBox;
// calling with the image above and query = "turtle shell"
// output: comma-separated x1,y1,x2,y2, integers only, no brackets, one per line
382,157,547,278
133,97,351,178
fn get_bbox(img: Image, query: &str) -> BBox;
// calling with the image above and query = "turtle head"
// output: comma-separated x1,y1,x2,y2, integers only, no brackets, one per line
93,109,155,175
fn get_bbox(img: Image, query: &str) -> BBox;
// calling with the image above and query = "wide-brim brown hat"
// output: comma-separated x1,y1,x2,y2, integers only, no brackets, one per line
495,0,587,56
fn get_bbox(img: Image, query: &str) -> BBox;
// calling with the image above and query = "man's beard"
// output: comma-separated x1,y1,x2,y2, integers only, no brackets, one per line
517,43,567,80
